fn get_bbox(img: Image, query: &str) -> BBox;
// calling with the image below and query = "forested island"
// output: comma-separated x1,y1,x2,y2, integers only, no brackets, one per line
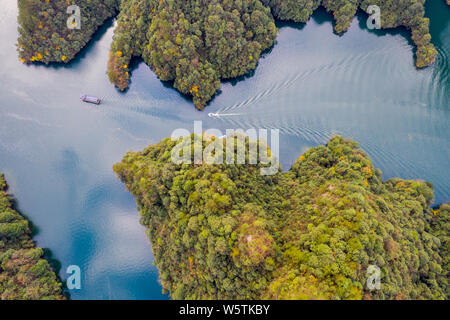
0,174,65,300
17,0,446,109
114,135,449,299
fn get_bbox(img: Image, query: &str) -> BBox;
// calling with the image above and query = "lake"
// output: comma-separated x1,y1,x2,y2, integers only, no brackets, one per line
0,2,448,299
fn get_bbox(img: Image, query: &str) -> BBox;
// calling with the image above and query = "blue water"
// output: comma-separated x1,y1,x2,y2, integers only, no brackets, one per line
0,2,448,299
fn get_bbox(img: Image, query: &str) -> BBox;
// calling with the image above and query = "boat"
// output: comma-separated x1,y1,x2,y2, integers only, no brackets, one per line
80,95,101,105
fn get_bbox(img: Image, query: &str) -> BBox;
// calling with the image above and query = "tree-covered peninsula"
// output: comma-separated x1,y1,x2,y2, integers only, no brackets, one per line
17,0,120,64
0,174,65,300
114,135,449,299
17,0,445,109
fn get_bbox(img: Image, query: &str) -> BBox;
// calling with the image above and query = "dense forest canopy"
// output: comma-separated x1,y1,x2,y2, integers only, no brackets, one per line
17,0,120,64
17,0,446,109
0,174,65,300
114,135,449,299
